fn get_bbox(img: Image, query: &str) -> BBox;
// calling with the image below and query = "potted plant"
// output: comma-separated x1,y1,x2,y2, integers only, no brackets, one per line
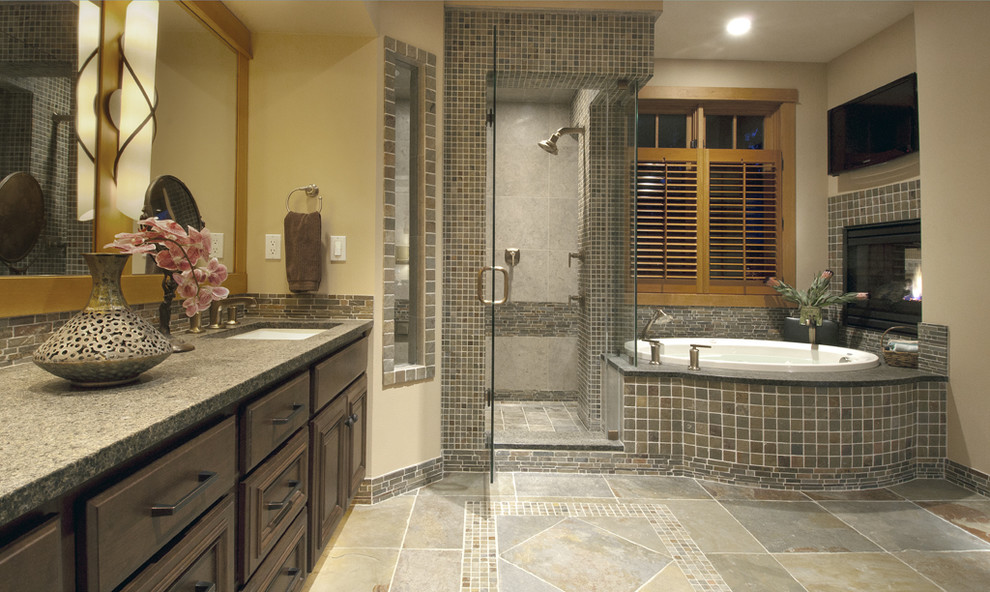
766,271,868,344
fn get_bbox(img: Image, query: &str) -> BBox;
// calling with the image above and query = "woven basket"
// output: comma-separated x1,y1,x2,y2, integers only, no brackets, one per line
881,326,918,368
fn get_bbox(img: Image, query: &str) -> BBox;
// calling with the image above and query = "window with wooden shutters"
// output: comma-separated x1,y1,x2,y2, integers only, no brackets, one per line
635,87,796,307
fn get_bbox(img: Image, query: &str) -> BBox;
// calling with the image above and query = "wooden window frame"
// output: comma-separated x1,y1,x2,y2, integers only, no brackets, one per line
636,86,797,308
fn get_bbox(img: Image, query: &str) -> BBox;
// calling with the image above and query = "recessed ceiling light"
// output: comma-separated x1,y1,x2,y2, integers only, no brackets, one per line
726,16,752,36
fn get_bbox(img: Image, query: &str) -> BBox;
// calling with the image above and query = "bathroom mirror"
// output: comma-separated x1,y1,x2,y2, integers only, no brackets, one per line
383,38,437,387
2,1,249,317
0,0,92,277
132,0,237,274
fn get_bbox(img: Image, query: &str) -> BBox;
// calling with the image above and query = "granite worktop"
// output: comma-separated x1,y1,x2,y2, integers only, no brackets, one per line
0,318,372,527
607,354,947,386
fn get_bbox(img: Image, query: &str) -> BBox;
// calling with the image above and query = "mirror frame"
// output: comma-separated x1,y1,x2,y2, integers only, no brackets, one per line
3,0,250,317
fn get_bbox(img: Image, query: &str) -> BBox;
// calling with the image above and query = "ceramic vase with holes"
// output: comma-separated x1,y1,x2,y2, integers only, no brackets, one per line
33,253,172,387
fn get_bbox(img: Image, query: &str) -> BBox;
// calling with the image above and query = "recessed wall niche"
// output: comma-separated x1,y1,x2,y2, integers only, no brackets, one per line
382,37,437,387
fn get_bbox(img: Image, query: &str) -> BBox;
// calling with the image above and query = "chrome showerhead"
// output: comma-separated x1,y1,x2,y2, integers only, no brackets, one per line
537,126,584,156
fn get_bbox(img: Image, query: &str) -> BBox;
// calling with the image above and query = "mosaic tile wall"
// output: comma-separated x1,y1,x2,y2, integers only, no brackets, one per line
0,1,89,277
442,6,656,472
620,375,946,489
635,305,792,344
382,37,438,388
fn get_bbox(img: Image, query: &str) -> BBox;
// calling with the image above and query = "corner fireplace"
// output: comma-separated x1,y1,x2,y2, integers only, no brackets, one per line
844,219,921,335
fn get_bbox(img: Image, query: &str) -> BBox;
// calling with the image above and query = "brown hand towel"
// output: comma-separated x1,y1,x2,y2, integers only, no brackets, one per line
283,211,322,292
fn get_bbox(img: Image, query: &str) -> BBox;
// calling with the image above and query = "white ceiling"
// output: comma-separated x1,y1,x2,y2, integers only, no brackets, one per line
655,1,916,63
224,0,917,64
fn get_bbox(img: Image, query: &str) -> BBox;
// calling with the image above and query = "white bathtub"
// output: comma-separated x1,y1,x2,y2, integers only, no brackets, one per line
624,338,879,373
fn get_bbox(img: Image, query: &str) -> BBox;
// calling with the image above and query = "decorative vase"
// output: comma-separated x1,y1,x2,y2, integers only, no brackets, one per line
33,253,173,387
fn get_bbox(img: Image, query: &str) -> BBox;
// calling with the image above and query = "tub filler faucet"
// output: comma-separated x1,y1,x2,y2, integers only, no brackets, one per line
640,308,673,341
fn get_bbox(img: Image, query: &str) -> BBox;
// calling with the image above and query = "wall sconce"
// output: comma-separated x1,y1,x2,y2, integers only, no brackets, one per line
75,0,100,222
113,0,160,220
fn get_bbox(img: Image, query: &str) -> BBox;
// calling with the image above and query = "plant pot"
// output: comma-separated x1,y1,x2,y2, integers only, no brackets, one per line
33,253,173,387
782,317,839,346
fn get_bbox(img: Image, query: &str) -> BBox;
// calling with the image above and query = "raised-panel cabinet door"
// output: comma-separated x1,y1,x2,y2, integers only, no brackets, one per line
308,395,348,570
346,376,368,501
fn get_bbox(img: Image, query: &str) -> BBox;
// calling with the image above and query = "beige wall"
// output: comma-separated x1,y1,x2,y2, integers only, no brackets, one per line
645,59,829,283
369,1,444,478
152,29,237,269
914,3,990,474
246,2,444,480
246,33,378,297
826,15,918,195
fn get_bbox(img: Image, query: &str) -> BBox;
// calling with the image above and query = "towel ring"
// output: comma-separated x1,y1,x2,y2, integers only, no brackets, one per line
285,184,322,213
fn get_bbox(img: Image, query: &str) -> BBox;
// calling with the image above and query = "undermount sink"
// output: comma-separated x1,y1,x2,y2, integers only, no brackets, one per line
229,328,328,340
208,320,340,340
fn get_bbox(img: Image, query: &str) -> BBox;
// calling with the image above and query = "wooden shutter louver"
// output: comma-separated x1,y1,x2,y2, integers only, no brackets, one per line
708,153,780,283
635,154,698,282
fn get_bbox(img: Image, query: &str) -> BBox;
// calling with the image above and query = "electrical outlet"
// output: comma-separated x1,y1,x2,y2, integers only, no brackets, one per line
265,234,281,260
210,232,224,259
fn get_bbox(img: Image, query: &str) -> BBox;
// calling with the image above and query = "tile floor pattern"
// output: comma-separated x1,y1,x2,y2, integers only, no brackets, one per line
494,402,588,434
301,474,990,592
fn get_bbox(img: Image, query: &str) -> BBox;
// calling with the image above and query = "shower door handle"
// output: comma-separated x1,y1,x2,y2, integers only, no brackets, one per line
475,266,511,305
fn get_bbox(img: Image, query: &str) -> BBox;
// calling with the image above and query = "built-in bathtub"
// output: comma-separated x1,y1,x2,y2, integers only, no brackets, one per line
625,338,879,372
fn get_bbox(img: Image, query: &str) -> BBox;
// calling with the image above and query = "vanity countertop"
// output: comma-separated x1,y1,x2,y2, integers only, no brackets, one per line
0,318,372,527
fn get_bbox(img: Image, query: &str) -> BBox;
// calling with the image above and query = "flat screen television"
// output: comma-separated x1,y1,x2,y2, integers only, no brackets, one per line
828,73,919,175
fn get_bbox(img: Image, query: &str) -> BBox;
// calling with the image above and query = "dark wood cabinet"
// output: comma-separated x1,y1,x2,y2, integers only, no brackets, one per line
84,417,237,592
0,516,63,592
308,393,348,568
118,495,236,592
1,329,369,592
239,428,308,583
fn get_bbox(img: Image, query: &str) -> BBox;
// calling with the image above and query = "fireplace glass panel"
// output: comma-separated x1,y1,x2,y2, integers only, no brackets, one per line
844,220,921,334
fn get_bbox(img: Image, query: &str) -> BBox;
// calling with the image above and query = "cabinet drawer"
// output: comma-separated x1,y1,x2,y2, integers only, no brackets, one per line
119,495,236,592
0,516,62,592
311,337,367,411
242,372,310,473
86,417,237,592
242,509,308,592
240,428,308,583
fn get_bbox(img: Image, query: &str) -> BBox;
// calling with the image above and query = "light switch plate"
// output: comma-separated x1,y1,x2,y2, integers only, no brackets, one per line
330,236,346,261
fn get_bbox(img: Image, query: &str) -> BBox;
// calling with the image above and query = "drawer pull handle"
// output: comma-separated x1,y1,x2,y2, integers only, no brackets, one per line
279,567,303,592
344,413,358,427
151,471,218,517
265,480,301,512
271,404,305,426
195,582,216,592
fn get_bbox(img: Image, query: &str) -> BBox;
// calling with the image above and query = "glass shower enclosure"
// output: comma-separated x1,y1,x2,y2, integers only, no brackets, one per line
480,26,640,478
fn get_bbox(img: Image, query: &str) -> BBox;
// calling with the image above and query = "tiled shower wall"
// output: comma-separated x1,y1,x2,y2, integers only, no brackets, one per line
0,1,89,277
487,99,581,403
443,6,656,471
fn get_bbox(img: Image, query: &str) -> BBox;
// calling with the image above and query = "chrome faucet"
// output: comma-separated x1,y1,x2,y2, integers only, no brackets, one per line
209,296,257,329
640,308,673,341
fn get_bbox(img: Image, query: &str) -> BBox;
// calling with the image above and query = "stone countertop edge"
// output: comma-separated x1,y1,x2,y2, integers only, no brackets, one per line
605,354,946,387
0,318,372,527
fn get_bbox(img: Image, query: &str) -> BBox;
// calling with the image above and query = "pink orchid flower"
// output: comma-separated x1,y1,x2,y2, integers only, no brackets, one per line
106,217,229,317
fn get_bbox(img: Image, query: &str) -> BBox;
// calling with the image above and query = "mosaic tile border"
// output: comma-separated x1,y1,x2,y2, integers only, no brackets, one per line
352,456,444,505
461,499,731,592
945,459,990,498
383,37,438,389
